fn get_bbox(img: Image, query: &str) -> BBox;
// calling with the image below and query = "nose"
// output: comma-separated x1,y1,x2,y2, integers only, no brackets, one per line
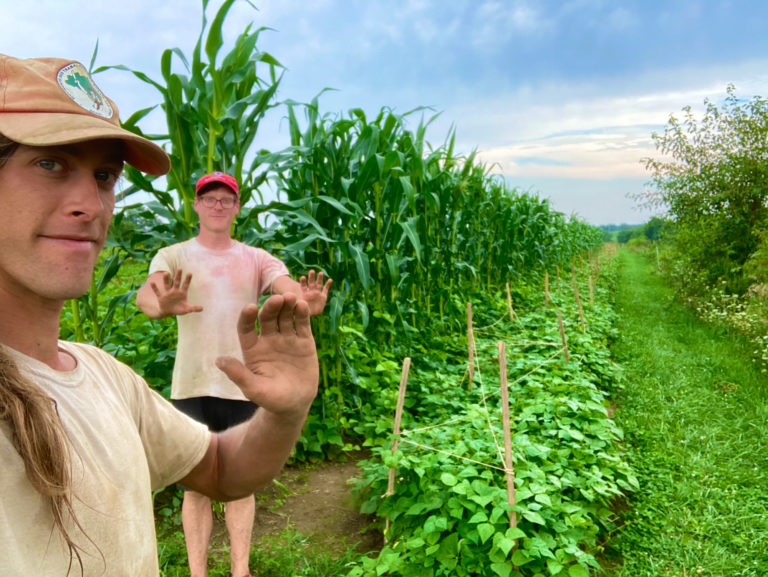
65,174,111,220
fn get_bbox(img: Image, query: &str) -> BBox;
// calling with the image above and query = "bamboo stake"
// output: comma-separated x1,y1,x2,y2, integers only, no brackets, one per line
571,260,576,288
384,357,412,542
544,272,549,307
574,285,586,329
506,282,515,322
498,342,517,532
588,275,594,306
557,313,569,362
467,303,475,385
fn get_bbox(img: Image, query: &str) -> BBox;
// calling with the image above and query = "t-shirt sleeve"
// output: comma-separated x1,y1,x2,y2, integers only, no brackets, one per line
257,249,290,293
131,380,211,491
81,345,211,491
148,246,175,277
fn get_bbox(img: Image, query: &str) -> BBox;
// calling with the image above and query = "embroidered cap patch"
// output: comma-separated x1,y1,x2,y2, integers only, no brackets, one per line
56,62,114,119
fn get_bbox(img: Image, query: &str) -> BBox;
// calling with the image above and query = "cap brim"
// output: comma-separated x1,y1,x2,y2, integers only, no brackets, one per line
0,112,170,175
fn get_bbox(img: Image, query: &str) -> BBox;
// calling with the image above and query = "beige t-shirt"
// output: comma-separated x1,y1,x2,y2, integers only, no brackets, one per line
148,238,289,400
0,341,210,576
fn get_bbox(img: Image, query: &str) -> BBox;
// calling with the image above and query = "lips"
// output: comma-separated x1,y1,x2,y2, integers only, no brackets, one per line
39,233,102,251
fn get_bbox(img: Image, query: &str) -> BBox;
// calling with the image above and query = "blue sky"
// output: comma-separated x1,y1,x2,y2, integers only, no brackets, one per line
4,0,768,225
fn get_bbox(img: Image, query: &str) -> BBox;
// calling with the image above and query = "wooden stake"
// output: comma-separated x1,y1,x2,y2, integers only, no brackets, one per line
467,303,475,385
571,260,576,288
574,285,586,329
506,282,515,322
588,275,594,306
557,313,569,362
544,272,550,307
384,357,412,542
498,342,518,532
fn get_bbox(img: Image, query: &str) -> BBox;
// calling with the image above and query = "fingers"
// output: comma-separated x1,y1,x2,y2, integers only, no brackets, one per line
215,356,250,389
235,303,261,349
258,293,299,335
154,270,193,294
301,270,332,291
180,271,194,292
322,277,333,294
277,294,298,333
294,299,313,338
257,293,315,336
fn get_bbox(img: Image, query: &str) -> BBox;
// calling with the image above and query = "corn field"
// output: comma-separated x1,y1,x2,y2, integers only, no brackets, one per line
70,0,604,461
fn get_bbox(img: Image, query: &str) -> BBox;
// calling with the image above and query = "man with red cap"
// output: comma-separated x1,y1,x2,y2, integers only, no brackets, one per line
0,54,319,577
136,169,331,577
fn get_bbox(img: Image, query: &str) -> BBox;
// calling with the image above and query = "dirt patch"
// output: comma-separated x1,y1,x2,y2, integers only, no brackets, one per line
210,454,383,557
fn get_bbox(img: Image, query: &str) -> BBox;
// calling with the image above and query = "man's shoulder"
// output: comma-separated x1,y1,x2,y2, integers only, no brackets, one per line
160,238,196,253
61,341,125,369
152,238,196,261
235,241,278,259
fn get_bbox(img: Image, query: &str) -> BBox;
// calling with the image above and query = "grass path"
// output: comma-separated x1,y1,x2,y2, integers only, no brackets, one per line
605,248,768,576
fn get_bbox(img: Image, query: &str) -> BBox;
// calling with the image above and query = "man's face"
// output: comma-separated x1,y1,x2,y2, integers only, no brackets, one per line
194,185,239,234
0,140,121,304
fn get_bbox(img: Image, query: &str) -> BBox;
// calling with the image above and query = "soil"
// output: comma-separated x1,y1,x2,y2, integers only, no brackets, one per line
210,453,383,558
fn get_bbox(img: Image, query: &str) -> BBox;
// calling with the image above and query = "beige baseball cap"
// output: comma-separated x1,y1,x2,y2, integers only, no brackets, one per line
0,54,170,175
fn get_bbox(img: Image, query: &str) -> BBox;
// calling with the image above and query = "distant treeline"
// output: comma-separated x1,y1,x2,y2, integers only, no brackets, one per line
600,218,666,244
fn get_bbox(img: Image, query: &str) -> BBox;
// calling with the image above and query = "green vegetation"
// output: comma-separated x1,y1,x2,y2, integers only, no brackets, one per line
605,248,768,576
643,85,768,295
70,0,604,465
349,254,635,577
53,2,768,575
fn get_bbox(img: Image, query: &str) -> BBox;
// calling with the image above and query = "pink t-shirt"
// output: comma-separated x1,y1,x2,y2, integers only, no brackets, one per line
149,239,289,400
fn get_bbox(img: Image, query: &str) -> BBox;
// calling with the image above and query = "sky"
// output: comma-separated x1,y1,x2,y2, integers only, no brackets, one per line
4,0,768,225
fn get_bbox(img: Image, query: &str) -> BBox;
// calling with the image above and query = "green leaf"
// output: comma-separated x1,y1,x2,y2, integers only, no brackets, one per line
468,511,488,524
511,549,532,566
441,472,458,487
491,562,513,577
547,559,564,575
568,565,590,577
477,523,496,543
523,510,546,525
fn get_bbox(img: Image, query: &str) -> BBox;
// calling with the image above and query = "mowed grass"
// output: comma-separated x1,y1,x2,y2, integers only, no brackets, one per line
604,249,768,576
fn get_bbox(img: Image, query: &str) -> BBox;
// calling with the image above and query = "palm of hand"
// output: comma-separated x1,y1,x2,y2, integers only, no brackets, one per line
300,271,333,316
231,298,319,416
151,270,202,316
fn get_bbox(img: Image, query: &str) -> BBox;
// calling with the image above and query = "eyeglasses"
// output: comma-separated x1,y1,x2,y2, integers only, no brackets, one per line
198,195,237,209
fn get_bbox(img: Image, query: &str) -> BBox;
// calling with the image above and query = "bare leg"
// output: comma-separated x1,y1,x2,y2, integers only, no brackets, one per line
182,490,213,577
226,494,255,577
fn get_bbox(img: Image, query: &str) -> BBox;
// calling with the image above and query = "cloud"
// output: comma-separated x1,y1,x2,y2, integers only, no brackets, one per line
470,0,551,50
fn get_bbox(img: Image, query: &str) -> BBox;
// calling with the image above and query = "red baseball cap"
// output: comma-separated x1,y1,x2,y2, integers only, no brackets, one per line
195,171,239,196
0,54,169,175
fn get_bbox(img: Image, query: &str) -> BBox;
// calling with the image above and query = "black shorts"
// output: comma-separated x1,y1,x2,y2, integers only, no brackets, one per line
172,396,258,433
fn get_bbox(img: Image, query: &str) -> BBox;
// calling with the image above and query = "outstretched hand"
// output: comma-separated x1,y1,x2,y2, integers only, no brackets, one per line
215,294,319,419
150,269,204,317
299,270,333,316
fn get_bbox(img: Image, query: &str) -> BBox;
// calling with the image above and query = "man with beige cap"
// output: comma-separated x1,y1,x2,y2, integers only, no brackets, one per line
0,54,319,576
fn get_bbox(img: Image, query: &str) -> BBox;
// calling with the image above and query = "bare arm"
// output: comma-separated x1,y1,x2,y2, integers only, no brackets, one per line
178,293,319,499
271,270,333,316
136,270,204,319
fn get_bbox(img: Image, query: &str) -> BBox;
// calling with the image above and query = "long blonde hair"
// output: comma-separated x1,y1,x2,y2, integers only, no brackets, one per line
0,135,87,574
